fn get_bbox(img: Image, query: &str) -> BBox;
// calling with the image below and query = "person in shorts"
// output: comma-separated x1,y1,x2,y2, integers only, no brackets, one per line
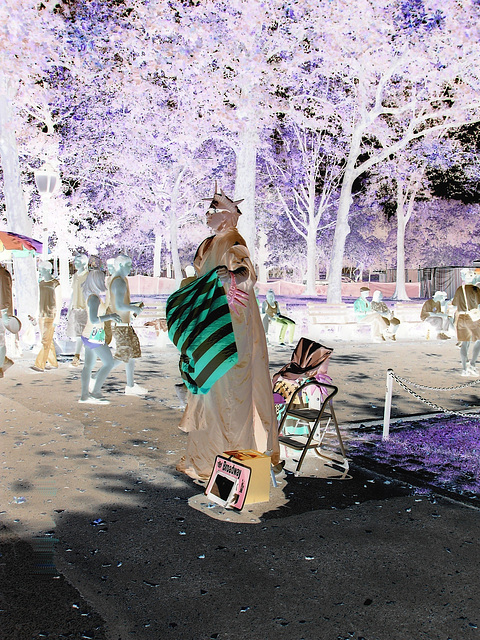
109,254,146,395
451,268,480,376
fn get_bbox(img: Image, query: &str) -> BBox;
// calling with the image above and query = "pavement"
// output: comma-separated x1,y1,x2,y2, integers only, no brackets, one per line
1,332,479,640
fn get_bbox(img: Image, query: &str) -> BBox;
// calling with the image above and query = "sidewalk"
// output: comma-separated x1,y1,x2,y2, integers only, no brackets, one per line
1,335,479,639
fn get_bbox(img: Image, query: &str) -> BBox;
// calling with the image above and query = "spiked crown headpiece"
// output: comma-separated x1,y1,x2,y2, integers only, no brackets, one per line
203,181,244,215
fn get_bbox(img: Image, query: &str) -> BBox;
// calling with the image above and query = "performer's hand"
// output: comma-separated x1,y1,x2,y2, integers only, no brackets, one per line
216,266,229,283
226,273,249,315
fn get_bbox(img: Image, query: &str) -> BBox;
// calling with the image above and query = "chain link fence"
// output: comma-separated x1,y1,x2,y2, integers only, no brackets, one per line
383,369,480,439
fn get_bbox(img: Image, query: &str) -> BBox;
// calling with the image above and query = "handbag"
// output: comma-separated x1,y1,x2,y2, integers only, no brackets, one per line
462,285,480,321
88,325,106,344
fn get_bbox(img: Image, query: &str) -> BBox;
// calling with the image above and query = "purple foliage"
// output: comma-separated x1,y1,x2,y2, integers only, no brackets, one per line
394,0,445,34
351,415,480,495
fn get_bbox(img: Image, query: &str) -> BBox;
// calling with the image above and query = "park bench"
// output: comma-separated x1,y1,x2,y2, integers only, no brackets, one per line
391,301,426,339
131,302,169,343
307,300,427,342
306,302,370,341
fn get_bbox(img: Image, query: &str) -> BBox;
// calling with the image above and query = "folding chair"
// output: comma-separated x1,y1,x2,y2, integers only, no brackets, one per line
272,338,348,475
276,379,347,474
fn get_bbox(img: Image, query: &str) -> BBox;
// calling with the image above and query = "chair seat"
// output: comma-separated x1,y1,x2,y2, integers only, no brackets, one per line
279,434,323,450
275,379,347,474
285,408,332,422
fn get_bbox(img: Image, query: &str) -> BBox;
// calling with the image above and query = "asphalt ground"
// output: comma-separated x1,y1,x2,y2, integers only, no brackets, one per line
1,335,479,640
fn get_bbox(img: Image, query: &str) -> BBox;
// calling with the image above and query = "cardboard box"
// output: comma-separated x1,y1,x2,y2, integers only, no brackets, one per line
223,450,271,504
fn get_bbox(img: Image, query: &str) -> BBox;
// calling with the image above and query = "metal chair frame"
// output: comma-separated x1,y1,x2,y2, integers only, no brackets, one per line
277,379,347,474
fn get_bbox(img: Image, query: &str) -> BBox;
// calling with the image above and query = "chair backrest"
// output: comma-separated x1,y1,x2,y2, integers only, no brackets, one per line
284,379,338,413
272,337,333,387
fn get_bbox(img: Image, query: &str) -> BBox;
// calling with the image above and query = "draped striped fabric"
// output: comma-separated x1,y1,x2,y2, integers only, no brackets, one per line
166,268,238,394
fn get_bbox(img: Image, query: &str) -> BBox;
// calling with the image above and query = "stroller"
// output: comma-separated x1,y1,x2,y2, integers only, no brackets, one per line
272,337,348,475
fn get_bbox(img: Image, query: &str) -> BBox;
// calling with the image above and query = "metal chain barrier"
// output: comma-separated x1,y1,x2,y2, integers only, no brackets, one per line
392,373,480,392
390,372,480,418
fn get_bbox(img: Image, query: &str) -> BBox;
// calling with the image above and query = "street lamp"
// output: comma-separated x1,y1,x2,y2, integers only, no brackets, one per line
34,163,59,258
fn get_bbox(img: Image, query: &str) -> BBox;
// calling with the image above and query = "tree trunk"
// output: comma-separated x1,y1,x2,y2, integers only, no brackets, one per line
153,233,162,277
393,209,410,300
326,176,354,303
234,124,258,258
170,168,184,286
256,230,268,283
304,223,317,296
327,128,364,303
0,75,38,318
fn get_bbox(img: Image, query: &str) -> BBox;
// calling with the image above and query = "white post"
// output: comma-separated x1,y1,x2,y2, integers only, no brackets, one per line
41,195,49,259
383,368,394,440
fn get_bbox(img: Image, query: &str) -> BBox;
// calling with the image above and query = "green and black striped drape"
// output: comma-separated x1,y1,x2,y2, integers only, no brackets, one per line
166,268,238,394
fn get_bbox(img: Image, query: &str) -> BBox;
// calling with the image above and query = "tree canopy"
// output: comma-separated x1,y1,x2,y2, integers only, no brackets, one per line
1,0,480,291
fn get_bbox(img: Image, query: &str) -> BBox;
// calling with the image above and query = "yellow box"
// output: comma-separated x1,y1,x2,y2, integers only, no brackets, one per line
223,450,271,504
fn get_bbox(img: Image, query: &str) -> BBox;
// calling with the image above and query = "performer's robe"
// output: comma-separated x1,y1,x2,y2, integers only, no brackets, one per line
177,228,280,479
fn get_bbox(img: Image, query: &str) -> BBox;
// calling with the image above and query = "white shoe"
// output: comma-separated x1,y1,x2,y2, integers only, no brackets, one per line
461,369,470,377
467,364,479,376
79,395,110,404
125,383,148,396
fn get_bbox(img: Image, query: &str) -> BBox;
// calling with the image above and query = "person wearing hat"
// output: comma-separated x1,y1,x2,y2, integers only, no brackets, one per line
353,286,389,342
371,290,401,341
175,183,280,480
420,291,453,340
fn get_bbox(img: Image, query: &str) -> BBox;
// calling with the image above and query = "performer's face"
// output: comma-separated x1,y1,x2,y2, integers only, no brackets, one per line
205,203,227,231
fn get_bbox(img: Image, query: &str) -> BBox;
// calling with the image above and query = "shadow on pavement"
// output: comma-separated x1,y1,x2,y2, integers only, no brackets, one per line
0,463,452,640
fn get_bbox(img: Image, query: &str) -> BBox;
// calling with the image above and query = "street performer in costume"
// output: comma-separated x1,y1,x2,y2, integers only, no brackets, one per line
169,184,280,480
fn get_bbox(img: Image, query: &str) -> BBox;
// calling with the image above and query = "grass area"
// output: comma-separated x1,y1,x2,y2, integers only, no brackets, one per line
349,414,480,501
